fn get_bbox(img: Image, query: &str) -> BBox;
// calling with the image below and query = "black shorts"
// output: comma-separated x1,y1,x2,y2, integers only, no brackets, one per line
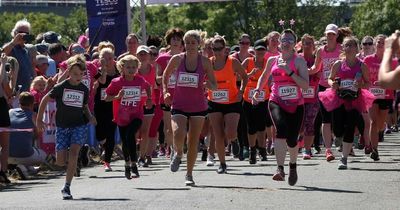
243,101,272,135
318,85,332,123
373,99,393,110
171,109,208,118
144,105,156,115
0,97,10,127
207,101,242,115
160,103,171,112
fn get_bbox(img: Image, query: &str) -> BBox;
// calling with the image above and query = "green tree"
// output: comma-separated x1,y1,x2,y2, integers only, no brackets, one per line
350,0,400,37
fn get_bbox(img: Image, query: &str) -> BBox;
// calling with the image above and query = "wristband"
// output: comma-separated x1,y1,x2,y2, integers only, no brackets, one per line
289,71,294,77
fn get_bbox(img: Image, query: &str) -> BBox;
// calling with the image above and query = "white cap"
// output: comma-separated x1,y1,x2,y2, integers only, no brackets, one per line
325,24,338,34
136,45,149,54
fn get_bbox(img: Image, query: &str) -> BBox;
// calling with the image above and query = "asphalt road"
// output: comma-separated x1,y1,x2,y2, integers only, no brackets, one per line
1,133,400,210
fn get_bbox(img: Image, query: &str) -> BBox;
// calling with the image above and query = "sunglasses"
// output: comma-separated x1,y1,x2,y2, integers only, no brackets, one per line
239,42,250,45
212,47,225,52
362,42,373,46
72,47,85,54
280,38,295,44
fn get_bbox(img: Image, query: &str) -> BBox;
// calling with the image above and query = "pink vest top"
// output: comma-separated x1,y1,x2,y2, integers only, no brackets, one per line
299,54,319,104
172,53,207,113
139,64,156,103
319,44,341,87
364,54,397,100
336,59,362,92
270,55,304,113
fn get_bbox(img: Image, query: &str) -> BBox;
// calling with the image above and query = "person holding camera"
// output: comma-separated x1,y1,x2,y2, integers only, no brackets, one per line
2,19,35,92
318,36,374,170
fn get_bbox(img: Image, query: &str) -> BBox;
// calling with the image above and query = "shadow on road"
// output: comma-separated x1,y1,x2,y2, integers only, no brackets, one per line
192,185,267,190
74,197,131,201
135,187,190,190
350,167,400,172
280,186,363,193
225,172,273,176
0,181,47,192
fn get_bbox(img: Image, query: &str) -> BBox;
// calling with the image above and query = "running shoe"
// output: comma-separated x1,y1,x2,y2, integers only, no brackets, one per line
145,155,153,165
158,146,166,157
302,149,312,160
206,155,215,166
334,136,343,147
231,140,240,157
16,164,28,180
170,155,182,172
392,125,399,132
185,175,195,186
384,128,391,134
131,164,140,178
338,157,348,170
349,148,356,157
61,187,73,200
103,162,112,172
166,146,171,159
124,165,132,180
314,146,321,154
259,148,268,161
325,149,335,162
288,163,297,186
138,158,148,167
217,163,227,174
249,147,257,165
266,140,272,155
272,166,285,181
370,149,380,161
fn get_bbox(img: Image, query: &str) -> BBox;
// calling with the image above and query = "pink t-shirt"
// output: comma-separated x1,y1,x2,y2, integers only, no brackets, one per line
364,54,398,100
30,89,46,106
106,75,150,126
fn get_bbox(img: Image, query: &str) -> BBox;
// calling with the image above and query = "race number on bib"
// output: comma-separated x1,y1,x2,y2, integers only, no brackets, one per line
249,89,265,101
100,88,106,101
302,87,315,99
62,89,84,108
369,87,385,99
212,90,229,103
323,70,330,80
177,72,199,88
121,86,141,105
278,86,298,100
168,74,177,88
340,79,357,91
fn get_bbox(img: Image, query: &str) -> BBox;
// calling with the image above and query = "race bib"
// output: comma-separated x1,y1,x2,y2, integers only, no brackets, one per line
302,87,315,99
100,88,106,101
212,90,229,103
81,77,90,89
369,87,385,99
249,89,265,101
62,89,84,108
278,85,298,100
168,74,177,88
177,72,199,88
340,79,357,91
121,86,141,106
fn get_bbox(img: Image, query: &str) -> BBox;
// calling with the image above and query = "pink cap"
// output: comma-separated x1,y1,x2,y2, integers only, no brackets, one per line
325,24,338,34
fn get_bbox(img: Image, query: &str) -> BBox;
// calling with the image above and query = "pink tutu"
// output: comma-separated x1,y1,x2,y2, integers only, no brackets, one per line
318,88,375,113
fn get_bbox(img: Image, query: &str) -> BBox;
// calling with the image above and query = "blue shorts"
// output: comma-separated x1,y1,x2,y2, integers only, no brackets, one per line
55,125,88,151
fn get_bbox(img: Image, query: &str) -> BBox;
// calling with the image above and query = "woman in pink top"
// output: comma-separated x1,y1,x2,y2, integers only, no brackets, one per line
299,34,320,160
117,33,140,60
136,45,156,167
319,36,374,170
155,28,185,158
254,29,309,186
162,30,217,186
365,34,398,161
105,55,152,179
309,24,342,162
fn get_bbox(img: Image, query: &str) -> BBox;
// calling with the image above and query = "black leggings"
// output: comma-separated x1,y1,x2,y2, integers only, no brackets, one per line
243,101,272,135
118,119,142,162
332,105,359,143
269,101,304,148
318,85,332,123
96,120,116,163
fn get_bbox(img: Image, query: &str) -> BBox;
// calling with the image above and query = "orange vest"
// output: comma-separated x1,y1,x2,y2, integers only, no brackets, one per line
207,56,238,104
243,57,270,103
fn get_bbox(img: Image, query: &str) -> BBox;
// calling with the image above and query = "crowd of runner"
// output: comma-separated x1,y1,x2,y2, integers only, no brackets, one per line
1,19,400,199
